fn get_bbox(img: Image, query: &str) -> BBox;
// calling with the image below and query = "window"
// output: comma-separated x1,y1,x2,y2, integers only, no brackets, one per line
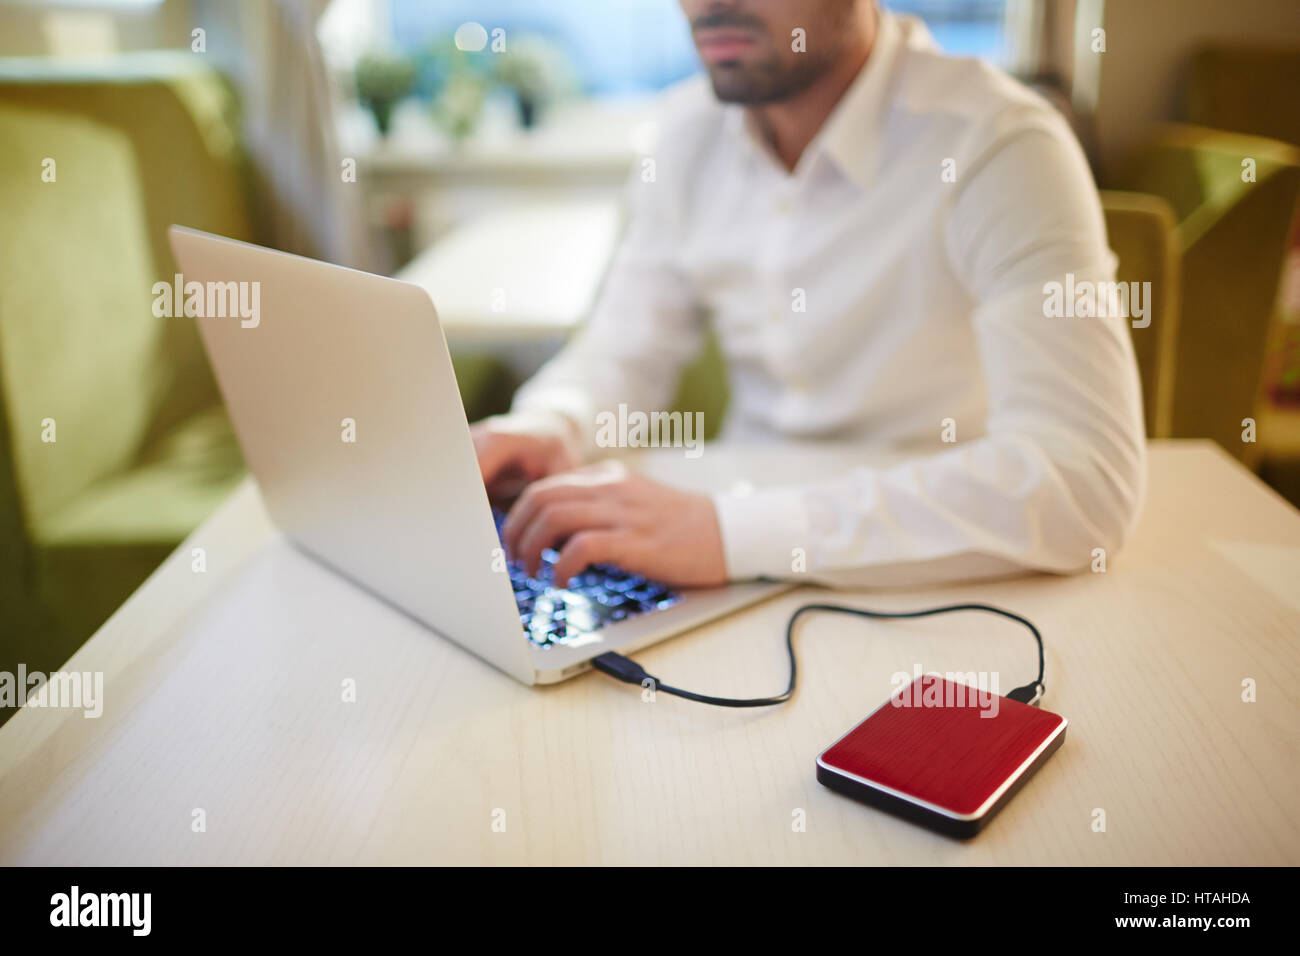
388,0,697,95
891,0,1008,60
383,0,1009,95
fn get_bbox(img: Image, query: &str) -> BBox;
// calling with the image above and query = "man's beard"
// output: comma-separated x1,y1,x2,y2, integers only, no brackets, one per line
704,50,839,104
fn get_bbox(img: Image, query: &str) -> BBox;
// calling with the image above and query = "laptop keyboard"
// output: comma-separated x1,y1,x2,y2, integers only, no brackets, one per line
493,508,682,648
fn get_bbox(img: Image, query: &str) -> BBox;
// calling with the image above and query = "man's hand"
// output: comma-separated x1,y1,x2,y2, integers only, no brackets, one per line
502,461,728,588
471,413,581,502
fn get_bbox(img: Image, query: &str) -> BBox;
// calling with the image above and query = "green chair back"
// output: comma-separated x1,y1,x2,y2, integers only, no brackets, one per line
1101,190,1181,438
1117,125,1300,459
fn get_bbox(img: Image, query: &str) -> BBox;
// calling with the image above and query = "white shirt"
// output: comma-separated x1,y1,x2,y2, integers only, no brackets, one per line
512,12,1147,588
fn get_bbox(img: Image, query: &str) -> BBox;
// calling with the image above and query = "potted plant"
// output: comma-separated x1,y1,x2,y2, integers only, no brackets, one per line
354,51,417,137
494,35,571,129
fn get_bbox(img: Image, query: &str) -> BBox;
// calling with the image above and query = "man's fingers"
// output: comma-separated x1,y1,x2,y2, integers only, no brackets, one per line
476,436,543,491
552,530,626,586
503,471,609,557
516,502,619,577
486,472,531,504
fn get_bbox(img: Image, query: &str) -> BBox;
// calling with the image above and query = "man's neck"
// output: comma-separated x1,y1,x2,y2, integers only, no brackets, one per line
749,8,879,173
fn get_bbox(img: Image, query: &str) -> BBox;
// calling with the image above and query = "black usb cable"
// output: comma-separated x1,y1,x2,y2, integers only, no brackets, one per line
592,601,1047,707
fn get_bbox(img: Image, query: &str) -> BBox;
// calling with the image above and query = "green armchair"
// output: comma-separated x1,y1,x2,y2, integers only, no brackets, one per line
0,104,248,713
0,56,514,723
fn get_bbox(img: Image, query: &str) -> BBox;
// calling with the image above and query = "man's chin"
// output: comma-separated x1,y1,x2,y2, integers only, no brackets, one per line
705,67,775,105
703,59,824,105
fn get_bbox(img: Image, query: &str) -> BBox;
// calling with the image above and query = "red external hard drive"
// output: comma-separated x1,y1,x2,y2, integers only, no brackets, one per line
816,675,1067,837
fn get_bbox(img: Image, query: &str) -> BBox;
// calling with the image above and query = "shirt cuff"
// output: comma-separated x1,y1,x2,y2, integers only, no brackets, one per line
712,485,811,581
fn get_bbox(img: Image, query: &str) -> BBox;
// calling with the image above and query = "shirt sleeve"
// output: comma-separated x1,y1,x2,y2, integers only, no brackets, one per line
714,116,1147,586
509,155,707,459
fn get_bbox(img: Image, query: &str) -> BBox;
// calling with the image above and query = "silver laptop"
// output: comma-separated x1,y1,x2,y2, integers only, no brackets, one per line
168,227,787,685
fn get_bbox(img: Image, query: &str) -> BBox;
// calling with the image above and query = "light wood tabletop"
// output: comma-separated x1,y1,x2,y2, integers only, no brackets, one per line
1,439,1297,865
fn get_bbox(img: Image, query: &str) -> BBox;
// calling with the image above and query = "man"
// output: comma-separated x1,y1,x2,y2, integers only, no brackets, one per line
473,0,1146,590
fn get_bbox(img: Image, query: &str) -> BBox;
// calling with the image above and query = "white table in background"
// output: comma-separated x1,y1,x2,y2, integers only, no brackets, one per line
397,199,621,380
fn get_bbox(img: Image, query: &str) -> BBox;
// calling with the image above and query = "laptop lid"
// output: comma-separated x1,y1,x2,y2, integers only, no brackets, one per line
167,226,535,685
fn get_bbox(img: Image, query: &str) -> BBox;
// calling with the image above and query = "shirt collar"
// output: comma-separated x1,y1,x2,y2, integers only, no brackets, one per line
723,9,917,191
814,9,909,190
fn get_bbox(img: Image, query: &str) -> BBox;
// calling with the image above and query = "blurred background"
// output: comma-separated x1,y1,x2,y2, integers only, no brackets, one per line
1,0,1298,721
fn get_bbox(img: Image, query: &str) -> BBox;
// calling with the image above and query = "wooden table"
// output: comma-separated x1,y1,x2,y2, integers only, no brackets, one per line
1,440,1296,865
